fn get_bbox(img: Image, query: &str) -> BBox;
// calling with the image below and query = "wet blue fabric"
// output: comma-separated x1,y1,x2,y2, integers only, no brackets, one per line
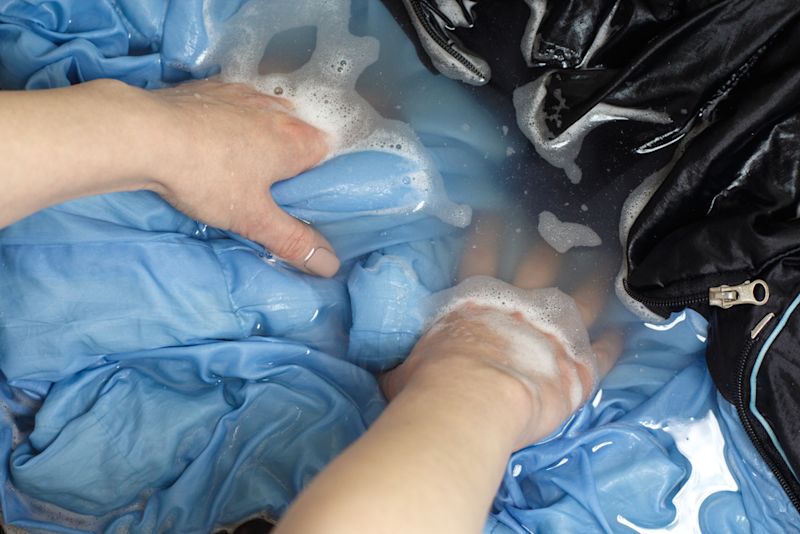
0,1,798,533
485,309,800,533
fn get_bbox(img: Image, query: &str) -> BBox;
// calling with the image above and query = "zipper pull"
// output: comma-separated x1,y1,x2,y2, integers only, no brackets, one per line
709,280,769,309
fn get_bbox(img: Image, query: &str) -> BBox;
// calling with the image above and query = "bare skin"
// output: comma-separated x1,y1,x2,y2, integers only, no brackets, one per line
0,78,339,276
1,78,617,532
275,213,621,534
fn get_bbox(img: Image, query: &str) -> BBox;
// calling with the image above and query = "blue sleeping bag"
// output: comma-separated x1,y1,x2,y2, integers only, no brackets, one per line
0,0,798,532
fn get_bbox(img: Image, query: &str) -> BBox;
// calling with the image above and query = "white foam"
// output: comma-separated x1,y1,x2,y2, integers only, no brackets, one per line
207,0,471,227
513,73,671,184
426,276,597,409
614,172,670,322
520,0,546,67
537,211,601,253
521,0,618,68
435,0,478,27
614,97,722,321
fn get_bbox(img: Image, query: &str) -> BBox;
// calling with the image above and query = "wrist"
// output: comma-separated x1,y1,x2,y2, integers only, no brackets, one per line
78,79,176,196
399,354,538,450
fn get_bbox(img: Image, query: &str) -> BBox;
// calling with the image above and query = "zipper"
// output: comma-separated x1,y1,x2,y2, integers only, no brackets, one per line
408,0,488,83
624,279,770,311
627,274,799,509
624,281,708,310
709,280,769,309
735,337,800,511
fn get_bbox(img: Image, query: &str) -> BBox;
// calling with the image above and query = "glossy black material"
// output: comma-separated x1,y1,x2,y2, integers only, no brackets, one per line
387,0,800,514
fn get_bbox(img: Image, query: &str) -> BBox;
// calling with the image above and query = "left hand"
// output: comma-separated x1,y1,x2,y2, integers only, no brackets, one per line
139,79,340,277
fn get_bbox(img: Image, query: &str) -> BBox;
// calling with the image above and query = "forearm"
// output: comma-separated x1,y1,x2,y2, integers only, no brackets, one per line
0,80,165,228
275,362,531,534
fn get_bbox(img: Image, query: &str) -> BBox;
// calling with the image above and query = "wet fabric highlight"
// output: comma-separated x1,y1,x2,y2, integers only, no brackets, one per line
0,1,797,532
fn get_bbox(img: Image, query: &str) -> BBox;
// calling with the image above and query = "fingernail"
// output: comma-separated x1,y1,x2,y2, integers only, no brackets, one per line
304,247,340,278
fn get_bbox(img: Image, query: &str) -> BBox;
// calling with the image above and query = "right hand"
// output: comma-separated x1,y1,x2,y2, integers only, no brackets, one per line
382,212,622,449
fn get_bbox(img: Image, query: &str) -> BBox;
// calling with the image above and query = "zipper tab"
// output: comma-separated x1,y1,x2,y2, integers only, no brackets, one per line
709,279,769,309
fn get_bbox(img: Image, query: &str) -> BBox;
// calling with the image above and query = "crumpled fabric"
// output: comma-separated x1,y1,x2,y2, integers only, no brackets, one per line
486,309,799,533
0,1,797,533
0,1,506,531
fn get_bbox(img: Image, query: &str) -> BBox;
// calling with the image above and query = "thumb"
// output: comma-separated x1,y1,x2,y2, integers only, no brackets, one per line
251,198,341,278
590,330,624,379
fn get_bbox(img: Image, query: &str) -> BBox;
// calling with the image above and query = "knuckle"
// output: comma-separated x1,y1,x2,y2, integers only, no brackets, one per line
274,224,313,261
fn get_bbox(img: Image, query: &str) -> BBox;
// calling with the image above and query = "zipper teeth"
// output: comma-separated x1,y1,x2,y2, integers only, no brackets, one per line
623,281,708,309
736,337,800,511
409,0,487,81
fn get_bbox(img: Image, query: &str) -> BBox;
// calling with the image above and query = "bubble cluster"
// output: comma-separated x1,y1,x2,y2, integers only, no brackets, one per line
615,172,667,321
537,210,601,253
512,73,670,185
426,275,597,402
204,0,471,228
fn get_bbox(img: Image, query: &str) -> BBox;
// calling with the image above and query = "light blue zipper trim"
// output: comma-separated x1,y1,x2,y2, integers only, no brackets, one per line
749,292,800,483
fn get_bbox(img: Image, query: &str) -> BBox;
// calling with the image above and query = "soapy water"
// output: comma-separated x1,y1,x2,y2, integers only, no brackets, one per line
428,276,596,376
203,0,618,300
513,72,672,185
207,0,471,228
129,3,790,532
537,210,602,254
198,0,674,451
0,2,770,532
426,276,597,409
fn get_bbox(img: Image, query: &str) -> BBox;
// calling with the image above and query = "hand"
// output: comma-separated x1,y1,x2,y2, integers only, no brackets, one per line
142,79,339,277
382,212,621,449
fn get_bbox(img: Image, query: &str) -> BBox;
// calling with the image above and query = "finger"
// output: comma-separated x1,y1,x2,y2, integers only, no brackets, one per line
571,283,607,328
270,114,330,179
570,256,614,328
457,212,504,281
379,367,407,401
590,330,624,379
512,238,561,289
556,354,585,410
251,197,341,278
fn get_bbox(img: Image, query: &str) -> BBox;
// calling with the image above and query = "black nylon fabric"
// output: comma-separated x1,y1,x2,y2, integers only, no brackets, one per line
386,0,800,514
387,0,800,243
761,306,800,482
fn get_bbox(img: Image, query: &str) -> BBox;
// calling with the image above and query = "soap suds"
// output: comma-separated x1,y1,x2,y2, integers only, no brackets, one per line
614,171,666,322
513,73,671,184
520,0,618,68
427,276,597,404
207,0,471,228
435,0,478,27
537,211,601,253
520,0,546,67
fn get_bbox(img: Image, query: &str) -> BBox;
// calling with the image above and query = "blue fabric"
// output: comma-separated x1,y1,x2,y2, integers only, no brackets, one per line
0,1,798,533
486,309,799,533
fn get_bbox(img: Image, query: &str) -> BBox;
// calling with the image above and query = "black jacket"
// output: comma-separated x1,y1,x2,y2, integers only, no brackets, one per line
390,0,800,512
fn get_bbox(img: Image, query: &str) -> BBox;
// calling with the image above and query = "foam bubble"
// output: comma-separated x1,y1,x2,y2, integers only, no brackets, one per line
614,172,667,322
537,211,601,253
614,109,719,321
512,73,671,184
206,0,471,228
426,276,597,402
